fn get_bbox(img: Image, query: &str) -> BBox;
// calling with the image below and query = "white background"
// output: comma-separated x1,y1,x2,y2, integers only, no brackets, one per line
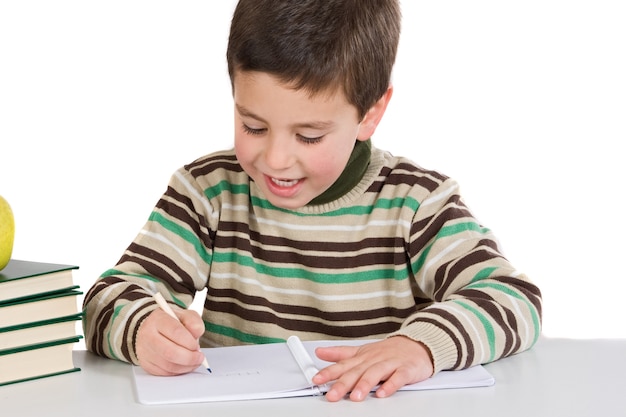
1,1,624,342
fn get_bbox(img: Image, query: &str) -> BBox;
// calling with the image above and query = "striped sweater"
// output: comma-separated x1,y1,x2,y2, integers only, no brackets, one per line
82,146,542,374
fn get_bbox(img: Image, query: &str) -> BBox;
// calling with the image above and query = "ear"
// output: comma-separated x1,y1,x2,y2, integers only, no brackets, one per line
356,85,393,141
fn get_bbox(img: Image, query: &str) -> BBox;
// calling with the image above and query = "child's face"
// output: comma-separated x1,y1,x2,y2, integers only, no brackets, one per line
233,71,368,210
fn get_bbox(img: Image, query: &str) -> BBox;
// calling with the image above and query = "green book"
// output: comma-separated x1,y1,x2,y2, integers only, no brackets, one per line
0,336,82,386
0,313,82,350
0,259,79,303
0,289,82,328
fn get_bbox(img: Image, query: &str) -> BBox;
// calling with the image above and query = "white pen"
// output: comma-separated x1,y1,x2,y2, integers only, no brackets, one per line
152,291,212,373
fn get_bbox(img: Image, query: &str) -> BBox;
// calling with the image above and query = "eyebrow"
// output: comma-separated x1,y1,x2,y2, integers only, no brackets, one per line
235,104,336,130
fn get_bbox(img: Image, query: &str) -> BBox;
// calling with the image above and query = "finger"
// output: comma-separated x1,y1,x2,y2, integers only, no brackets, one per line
374,366,412,398
136,310,204,374
139,355,179,376
322,361,382,402
140,351,203,376
154,329,205,367
312,356,358,385
312,345,361,385
314,345,359,363
375,360,433,398
340,356,410,402
176,308,205,339
157,309,202,351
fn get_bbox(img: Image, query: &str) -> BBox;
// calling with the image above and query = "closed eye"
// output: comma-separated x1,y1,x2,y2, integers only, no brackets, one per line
296,134,323,145
242,124,266,136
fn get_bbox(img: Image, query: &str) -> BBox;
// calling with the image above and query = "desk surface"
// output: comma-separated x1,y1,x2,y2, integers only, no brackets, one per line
1,337,624,417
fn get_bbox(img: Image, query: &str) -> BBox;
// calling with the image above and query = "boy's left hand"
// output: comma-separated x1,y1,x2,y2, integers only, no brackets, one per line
312,336,434,402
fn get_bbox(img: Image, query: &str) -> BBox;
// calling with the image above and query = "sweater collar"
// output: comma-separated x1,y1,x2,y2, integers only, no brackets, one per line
308,139,371,206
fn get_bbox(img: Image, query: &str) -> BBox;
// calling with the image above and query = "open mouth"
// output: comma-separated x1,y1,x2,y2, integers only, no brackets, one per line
264,174,304,199
270,177,300,187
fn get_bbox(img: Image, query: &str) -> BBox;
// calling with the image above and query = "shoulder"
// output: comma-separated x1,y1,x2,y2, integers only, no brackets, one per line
182,148,244,179
371,147,453,198
165,148,250,203
183,148,249,187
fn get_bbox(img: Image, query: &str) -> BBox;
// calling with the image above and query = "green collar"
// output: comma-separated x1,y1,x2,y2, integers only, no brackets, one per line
308,139,371,205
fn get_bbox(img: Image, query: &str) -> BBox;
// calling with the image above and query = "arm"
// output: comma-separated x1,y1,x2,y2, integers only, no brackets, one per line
395,178,542,373
314,178,542,401
82,168,215,366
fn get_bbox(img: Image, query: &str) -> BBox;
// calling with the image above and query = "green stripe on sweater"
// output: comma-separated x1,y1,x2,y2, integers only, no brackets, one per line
205,322,285,345
453,300,496,362
411,221,491,274
204,180,249,200
466,281,541,345
212,250,409,283
149,211,212,263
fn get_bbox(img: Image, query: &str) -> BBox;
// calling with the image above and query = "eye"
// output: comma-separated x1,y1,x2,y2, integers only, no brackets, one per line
242,123,266,136
296,134,323,145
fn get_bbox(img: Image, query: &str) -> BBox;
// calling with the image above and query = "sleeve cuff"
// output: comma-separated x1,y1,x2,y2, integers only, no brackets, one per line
388,321,459,374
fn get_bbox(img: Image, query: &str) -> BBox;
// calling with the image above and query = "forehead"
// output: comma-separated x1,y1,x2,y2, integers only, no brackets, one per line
233,70,346,103
233,70,358,121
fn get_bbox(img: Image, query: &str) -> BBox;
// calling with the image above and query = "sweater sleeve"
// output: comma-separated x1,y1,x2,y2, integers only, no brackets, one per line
82,168,215,364
389,178,542,374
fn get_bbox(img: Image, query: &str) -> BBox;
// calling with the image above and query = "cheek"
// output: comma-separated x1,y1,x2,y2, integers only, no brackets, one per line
305,151,346,182
234,134,254,165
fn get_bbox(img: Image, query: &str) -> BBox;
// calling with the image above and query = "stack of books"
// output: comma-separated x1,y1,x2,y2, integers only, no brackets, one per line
0,259,83,386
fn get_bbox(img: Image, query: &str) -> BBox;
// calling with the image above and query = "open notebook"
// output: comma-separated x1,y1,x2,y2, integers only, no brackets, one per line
133,336,495,404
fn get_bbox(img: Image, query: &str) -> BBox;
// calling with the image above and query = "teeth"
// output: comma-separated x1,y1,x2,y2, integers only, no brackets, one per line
271,177,298,187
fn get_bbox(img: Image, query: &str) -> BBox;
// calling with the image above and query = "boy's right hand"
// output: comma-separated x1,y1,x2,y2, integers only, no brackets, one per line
135,306,206,375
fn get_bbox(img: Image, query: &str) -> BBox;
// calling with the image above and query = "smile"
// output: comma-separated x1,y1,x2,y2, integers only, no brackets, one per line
263,174,304,199
270,177,300,187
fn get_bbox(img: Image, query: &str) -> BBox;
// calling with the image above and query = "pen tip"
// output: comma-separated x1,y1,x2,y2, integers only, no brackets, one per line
207,368,212,373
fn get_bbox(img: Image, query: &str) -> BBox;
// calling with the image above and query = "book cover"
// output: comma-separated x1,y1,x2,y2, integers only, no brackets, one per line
0,289,82,328
133,337,495,404
0,313,82,350
0,259,79,303
0,335,82,386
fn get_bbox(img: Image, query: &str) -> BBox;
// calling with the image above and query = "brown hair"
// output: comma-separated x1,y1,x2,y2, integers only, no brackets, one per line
226,0,401,120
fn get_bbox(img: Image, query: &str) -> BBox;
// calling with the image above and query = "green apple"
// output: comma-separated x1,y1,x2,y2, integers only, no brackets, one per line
0,195,15,270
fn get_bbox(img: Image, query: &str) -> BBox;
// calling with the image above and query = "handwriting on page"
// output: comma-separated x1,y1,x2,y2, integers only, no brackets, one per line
211,370,261,377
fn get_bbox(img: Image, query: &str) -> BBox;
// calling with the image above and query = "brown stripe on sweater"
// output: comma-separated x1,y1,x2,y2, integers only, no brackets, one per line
408,314,469,370
119,249,197,297
409,205,476,255
86,284,114,357
455,288,517,356
414,306,477,369
156,187,215,245
220,222,405,254
207,299,405,338
184,152,239,171
491,276,543,319
367,165,446,195
214,236,407,270
83,276,129,356
394,162,448,180
186,156,243,178
120,294,156,363
207,287,418,323
383,172,441,193
433,247,504,299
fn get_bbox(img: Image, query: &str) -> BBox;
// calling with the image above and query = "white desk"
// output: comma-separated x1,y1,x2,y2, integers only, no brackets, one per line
1,337,624,417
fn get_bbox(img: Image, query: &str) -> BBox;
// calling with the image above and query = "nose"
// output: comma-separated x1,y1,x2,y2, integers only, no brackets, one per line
263,134,295,171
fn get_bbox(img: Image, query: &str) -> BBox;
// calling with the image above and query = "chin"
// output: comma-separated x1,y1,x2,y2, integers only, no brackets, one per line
268,198,307,210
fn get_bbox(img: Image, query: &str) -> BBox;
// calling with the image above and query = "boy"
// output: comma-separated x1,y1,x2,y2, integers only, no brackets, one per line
83,0,542,402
